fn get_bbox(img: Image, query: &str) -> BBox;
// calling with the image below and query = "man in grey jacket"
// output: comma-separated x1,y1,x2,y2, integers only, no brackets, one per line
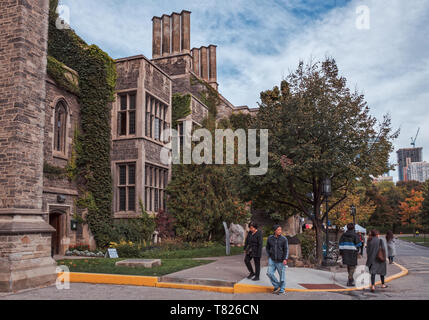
266,225,289,295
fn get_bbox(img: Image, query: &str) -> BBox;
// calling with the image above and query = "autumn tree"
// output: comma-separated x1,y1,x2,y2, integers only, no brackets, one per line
399,189,424,234
245,58,398,265
422,181,429,232
367,182,405,232
331,188,376,228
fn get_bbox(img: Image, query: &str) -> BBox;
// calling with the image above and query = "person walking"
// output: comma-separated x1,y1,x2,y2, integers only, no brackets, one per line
243,222,263,281
339,223,362,286
366,230,388,292
266,225,289,295
386,230,396,264
358,232,365,256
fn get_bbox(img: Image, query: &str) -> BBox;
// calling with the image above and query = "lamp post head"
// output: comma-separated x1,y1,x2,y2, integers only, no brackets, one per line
351,205,356,216
322,178,332,197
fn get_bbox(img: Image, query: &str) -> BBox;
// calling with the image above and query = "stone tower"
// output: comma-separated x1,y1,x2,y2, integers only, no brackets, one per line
0,0,57,292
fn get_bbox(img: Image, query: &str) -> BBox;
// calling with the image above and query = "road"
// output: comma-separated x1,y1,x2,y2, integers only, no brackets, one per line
338,238,429,300
1,239,428,300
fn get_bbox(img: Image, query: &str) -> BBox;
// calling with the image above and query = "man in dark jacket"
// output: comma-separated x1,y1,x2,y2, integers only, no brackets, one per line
339,223,362,286
244,222,263,281
266,225,289,295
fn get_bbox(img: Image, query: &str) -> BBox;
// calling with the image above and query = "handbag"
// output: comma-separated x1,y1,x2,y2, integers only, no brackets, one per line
376,239,386,263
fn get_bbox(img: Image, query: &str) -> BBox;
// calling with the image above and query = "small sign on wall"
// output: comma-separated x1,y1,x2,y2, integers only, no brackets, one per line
105,248,119,259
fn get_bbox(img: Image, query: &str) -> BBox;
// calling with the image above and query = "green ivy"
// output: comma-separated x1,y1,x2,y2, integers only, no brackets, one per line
47,56,80,95
65,124,81,180
43,161,66,179
190,75,219,119
48,0,117,247
172,93,191,127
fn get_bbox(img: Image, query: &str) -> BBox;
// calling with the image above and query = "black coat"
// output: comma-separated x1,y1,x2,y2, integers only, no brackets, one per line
266,235,289,262
339,230,362,266
244,230,263,258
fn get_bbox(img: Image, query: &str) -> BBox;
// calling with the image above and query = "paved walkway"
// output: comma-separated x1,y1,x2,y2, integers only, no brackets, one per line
162,251,402,290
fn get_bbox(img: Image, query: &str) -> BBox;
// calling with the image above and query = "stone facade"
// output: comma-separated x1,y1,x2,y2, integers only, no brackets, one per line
112,55,172,218
0,0,57,292
42,72,96,254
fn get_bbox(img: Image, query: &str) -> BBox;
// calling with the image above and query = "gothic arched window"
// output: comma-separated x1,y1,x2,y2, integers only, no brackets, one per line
54,101,67,154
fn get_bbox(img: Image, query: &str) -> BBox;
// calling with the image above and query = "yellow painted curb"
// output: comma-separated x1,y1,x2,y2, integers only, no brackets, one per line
156,282,234,294
383,262,409,283
61,272,158,287
57,262,409,294
234,283,272,294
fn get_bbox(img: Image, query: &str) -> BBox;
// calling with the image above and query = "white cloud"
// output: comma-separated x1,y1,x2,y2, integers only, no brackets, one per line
60,0,429,180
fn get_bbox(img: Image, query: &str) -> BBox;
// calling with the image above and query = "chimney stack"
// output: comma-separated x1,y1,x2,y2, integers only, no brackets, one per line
208,45,218,90
171,13,181,54
192,48,200,76
152,17,162,58
181,10,191,54
152,10,192,58
200,46,209,81
162,15,171,56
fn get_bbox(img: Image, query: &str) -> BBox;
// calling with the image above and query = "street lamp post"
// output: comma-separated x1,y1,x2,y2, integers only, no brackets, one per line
322,178,332,266
351,204,356,225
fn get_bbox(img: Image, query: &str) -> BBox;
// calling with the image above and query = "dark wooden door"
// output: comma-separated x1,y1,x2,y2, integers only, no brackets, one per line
49,213,61,256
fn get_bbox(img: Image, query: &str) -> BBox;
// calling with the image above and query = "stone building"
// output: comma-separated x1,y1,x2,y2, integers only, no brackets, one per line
42,65,86,256
110,10,259,221
0,3,260,292
111,55,172,219
150,10,258,123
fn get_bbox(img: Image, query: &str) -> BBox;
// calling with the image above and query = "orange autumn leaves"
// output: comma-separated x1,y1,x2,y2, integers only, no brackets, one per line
331,193,376,227
399,189,424,228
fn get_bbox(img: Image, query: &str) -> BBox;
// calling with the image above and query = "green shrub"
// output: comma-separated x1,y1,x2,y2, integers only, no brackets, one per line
297,230,316,261
111,201,156,244
110,241,143,258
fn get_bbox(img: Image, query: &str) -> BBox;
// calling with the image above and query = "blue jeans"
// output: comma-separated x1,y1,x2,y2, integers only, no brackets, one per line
267,258,286,293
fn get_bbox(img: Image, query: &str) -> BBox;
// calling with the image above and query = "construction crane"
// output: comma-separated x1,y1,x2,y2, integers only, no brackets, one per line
411,128,420,148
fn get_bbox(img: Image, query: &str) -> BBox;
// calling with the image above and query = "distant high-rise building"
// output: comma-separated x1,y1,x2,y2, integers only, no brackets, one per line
397,148,423,181
406,161,429,183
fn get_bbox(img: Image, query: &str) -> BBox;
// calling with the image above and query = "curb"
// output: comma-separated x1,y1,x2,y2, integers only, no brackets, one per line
59,262,409,294
65,272,158,287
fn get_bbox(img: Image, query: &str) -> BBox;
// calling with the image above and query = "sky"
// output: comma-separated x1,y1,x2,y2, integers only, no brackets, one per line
59,0,429,180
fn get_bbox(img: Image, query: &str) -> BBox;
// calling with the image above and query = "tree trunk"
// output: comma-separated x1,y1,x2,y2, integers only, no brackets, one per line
314,219,324,265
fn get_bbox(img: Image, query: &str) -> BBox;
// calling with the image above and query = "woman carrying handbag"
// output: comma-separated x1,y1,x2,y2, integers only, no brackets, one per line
366,230,388,292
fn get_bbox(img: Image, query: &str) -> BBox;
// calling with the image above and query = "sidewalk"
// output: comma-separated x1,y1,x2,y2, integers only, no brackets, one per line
161,251,402,291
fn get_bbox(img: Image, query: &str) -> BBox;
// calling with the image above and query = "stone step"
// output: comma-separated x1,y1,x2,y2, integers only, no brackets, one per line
158,276,236,288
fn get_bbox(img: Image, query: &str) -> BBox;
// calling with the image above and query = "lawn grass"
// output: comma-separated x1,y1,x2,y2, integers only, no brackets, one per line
57,258,214,277
398,236,429,247
138,245,244,259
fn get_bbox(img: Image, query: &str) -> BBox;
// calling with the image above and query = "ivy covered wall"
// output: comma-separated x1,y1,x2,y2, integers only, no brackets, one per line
48,0,117,247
